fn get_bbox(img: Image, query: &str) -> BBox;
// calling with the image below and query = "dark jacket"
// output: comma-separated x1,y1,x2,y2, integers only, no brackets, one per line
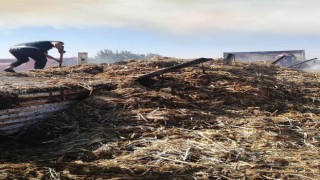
15,41,55,53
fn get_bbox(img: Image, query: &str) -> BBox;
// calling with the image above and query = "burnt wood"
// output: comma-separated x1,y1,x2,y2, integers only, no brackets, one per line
287,58,318,68
271,55,286,65
136,58,214,81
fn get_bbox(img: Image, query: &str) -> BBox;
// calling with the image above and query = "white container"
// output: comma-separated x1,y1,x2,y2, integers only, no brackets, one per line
78,52,88,64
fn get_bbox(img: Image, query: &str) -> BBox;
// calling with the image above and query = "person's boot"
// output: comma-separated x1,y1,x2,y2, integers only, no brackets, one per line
4,68,16,73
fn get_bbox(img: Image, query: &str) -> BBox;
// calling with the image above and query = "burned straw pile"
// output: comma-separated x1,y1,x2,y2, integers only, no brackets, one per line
0,58,319,179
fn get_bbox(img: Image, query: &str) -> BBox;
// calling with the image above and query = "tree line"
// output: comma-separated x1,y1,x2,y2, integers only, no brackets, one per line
92,49,160,63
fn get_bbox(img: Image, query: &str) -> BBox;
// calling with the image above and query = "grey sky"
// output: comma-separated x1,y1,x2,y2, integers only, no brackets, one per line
1,0,320,35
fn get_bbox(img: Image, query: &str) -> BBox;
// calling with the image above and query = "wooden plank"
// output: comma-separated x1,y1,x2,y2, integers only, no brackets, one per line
271,55,286,65
136,58,213,81
59,45,65,67
18,91,62,98
287,58,318,68
0,101,75,119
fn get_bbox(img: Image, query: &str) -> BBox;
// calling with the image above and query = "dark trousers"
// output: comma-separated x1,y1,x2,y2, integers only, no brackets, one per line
9,47,47,69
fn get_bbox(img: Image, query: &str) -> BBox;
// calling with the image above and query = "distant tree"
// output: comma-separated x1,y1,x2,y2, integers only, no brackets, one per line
95,49,159,63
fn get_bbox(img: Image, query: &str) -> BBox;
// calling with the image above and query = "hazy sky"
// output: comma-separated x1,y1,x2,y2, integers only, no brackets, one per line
1,0,320,59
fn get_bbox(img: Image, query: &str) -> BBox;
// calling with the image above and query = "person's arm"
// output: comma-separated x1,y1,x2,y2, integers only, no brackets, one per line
44,53,62,63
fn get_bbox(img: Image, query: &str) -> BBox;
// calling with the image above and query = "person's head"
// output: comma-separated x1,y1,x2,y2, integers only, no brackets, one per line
52,41,64,53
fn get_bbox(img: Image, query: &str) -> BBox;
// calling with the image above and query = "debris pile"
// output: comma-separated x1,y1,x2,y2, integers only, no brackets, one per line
0,68,115,134
0,58,319,179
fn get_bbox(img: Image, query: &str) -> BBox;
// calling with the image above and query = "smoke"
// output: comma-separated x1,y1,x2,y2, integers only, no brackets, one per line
1,0,320,35
304,64,320,72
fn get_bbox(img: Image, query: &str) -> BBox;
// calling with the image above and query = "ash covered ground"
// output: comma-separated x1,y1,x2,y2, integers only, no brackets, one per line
0,58,319,179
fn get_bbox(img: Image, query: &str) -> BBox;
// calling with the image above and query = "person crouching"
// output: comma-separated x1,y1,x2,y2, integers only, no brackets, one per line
4,41,64,73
